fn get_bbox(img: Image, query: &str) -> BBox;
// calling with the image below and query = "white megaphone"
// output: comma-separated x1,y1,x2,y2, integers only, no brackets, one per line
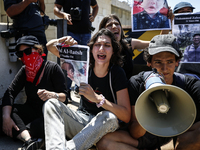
135,71,196,137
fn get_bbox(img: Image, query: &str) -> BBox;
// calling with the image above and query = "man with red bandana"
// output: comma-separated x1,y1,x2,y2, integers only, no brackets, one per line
133,0,170,30
0,35,68,150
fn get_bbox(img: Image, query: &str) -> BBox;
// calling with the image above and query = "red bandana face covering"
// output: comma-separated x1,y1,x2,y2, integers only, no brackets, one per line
21,52,43,85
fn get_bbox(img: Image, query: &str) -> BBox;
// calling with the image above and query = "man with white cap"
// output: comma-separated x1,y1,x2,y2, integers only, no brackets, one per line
96,34,200,150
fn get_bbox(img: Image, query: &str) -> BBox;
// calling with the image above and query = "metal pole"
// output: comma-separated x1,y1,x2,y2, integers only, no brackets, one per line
56,19,67,64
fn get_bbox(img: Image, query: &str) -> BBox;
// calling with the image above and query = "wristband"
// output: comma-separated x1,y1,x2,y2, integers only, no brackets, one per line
96,94,105,108
55,93,59,100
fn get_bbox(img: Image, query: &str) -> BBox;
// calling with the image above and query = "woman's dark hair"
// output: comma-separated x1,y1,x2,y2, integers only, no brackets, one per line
143,47,183,63
99,14,131,55
99,14,125,42
87,28,123,69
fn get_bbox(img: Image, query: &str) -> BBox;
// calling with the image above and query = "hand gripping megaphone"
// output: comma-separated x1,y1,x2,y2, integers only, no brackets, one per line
135,70,196,137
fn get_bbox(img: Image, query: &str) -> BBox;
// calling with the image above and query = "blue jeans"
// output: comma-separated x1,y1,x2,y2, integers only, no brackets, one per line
67,31,91,46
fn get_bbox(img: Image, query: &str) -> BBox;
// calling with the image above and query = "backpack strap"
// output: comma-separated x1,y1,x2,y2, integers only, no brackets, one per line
109,65,117,104
33,61,46,86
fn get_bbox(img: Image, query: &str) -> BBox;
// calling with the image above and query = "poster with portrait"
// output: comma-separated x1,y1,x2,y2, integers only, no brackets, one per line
57,44,90,86
132,0,171,32
172,12,200,63
173,12,200,78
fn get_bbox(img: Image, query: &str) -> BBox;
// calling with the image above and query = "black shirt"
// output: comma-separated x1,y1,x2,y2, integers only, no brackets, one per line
3,0,44,34
128,71,200,122
2,61,68,111
55,0,97,34
78,65,128,115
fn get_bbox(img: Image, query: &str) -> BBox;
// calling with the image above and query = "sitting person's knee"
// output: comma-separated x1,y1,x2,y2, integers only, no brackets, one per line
42,98,60,113
96,135,111,150
99,111,118,123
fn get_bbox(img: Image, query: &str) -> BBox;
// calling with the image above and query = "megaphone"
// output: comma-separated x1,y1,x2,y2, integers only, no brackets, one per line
135,71,196,137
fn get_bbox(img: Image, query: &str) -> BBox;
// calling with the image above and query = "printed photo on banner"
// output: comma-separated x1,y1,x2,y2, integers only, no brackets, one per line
56,44,90,86
132,0,171,32
173,12,200,63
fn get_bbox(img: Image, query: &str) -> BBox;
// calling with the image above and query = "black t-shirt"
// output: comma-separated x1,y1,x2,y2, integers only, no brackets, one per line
2,61,68,111
121,38,134,79
55,0,97,34
3,0,44,34
78,65,128,115
128,71,200,122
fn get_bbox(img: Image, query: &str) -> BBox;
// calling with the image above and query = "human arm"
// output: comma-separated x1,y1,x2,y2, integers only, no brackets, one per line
2,106,19,137
127,73,146,139
54,4,73,25
6,0,37,17
37,89,66,102
79,83,131,123
160,7,173,35
89,4,99,22
37,62,68,103
131,38,149,50
1,67,26,137
46,36,78,58
129,106,146,139
38,0,45,14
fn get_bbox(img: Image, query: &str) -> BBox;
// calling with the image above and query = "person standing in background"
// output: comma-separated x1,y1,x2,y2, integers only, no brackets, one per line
3,0,48,60
54,0,99,101
54,0,99,45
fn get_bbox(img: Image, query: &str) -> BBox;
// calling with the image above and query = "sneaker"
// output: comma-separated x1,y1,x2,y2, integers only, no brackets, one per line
21,138,44,150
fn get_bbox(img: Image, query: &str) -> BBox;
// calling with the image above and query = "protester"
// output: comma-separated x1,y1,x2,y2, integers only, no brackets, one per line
173,2,195,14
99,14,149,79
0,35,68,150
43,28,131,150
3,0,48,60
161,1,195,35
133,0,170,30
54,0,98,100
170,2,200,79
97,34,200,150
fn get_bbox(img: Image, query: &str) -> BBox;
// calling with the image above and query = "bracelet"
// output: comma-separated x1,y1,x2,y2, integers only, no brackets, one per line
55,93,59,100
96,94,105,108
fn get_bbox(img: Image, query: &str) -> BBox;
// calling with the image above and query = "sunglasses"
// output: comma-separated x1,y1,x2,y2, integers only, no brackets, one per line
15,47,33,58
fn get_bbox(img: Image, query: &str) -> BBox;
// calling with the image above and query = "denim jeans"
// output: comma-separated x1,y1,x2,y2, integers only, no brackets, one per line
43,98,119,150
67,31,91,46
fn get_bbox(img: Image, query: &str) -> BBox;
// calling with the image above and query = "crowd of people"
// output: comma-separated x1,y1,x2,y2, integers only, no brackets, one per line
1,1,200,150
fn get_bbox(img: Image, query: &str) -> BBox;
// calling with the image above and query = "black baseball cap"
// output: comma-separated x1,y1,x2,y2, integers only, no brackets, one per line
15,35,40,51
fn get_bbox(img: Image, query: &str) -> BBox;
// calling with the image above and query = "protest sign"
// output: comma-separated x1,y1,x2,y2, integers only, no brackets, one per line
173,12,200,63
57,44,90,86
132,0,171,32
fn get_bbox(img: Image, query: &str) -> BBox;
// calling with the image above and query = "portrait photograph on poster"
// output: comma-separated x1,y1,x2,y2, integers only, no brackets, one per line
132,0,171,32
173,12,200,63
56,44,90,86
